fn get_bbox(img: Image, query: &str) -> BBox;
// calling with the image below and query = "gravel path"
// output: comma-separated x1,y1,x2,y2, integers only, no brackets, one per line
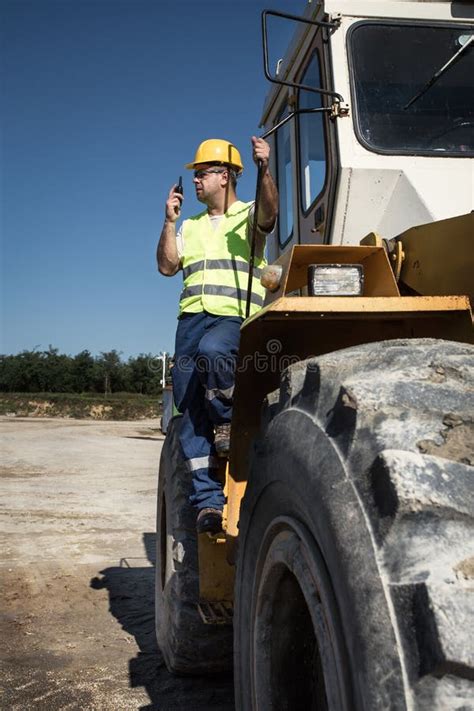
0,417,234,710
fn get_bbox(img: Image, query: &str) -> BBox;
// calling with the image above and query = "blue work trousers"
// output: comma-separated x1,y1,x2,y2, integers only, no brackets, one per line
172,311,242,511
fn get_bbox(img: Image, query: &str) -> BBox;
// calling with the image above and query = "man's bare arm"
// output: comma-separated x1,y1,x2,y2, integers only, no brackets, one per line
157,184,183,276
251,136,279,233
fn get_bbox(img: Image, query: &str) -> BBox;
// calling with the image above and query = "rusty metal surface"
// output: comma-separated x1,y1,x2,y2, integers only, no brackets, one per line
396,212,474,302
198,601,233,626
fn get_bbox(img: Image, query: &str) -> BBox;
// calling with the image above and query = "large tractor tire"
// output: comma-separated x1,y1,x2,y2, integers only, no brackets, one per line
234,339,473,710
155,416,233,674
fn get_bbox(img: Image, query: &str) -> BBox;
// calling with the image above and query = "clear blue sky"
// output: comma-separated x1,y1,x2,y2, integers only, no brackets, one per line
1,0,299,359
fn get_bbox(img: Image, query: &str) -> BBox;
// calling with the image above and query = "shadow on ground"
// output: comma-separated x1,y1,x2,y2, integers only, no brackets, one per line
90,532,234,711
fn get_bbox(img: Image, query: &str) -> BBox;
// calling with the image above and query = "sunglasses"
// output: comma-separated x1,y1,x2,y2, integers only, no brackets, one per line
193,168,227,180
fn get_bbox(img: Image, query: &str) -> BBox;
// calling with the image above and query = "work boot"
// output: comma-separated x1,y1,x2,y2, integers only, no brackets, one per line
214,423,231,458
196,507,223,535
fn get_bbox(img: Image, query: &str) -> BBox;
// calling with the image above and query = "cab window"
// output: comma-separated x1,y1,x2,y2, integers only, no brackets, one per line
298,52,326,212
349,22,474,156
275,105,294,247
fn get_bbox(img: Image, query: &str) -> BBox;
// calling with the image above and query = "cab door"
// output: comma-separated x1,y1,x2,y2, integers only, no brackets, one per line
268,91,299,263
296,34,338,245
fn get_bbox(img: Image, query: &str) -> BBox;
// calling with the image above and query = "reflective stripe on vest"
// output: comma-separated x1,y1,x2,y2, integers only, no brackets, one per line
179,201,266,318
183,258,263,281
180,284,264,307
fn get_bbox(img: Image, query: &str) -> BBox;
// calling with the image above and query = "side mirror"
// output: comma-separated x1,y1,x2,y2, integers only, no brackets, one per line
261,9,343,102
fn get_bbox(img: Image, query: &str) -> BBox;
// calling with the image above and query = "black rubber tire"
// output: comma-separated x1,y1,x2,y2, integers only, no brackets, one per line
234,338,474,710
155,415,233,674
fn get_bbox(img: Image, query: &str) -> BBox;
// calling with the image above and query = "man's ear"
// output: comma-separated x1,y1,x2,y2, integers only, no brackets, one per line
220,170,230,187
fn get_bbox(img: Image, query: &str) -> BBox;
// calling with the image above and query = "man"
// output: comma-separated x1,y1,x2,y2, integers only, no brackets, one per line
157,136,278,534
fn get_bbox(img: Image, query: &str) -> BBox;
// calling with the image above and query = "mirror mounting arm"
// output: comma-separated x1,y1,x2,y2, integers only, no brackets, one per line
260,108,331,141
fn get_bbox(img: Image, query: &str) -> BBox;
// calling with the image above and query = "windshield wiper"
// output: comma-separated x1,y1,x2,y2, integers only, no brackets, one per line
404,34,473,110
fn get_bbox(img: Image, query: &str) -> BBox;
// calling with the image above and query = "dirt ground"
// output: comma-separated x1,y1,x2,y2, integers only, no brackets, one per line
0,417,234,710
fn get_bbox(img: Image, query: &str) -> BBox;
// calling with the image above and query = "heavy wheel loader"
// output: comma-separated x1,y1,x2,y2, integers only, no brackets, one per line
156,1,474,708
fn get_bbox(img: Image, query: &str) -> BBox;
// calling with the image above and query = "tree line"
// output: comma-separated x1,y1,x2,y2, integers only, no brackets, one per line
0,347,169,395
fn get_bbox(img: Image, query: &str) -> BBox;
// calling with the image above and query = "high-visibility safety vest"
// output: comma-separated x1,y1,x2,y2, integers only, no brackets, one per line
178,200,267,318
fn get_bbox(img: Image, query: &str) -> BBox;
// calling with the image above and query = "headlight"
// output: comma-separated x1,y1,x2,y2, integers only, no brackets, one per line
308,264,364,296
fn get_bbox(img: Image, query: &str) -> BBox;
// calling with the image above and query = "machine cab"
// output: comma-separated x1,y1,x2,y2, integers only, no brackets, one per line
262,1,474,263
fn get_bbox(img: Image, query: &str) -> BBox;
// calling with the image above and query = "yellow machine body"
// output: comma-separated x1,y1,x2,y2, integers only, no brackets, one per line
198,241,473,594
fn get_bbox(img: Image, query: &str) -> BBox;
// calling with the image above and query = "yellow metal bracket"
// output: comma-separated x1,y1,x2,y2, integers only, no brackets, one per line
198,533,234,603
360,231,383,248
198,460,235,604
360,231,405,281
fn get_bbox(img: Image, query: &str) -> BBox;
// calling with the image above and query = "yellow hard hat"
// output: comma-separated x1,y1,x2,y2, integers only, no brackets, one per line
185,139,243,175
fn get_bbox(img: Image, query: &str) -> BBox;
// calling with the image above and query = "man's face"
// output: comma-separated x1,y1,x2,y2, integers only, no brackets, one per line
193,164,228,203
